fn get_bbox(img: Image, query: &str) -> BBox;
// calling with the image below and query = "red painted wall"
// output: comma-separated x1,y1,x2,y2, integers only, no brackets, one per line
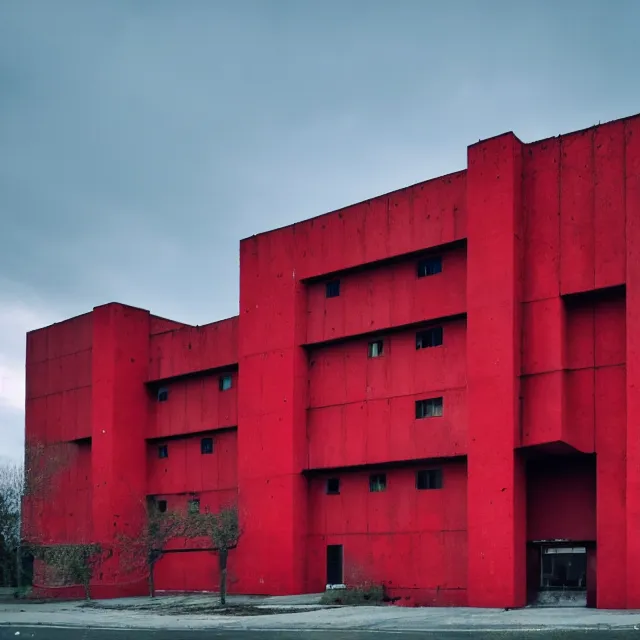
147,429,237,496
26,313,93,444
147,372,238,439
148,318,238,381
307,319,467,468
24,113,640,608
307,461,467,606
527,456,596,542
305,245,466,344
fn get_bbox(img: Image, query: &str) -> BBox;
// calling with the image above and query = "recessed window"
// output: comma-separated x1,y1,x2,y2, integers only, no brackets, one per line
219,375,232,391
326,280,340,298
157,500,168,513
188,499,200,515
157,387,169,402
416,469,443,490
369,473,387,492
158,445,168,459
326,478,340,495
201,437,214,455
368,340,384,358
417,257,442,278
416,327,443,349
415,397,444,419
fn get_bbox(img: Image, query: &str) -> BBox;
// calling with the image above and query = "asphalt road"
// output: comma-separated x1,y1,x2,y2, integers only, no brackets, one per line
2,629,640,640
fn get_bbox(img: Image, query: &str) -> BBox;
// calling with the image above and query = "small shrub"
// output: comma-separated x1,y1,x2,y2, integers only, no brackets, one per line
320,583,385,605
13,586,32,599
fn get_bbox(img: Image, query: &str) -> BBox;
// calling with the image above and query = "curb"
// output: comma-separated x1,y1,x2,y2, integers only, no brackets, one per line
2,621,640,633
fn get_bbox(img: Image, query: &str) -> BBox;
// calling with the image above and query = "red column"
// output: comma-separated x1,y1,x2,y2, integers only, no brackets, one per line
626,117,640,608
91,303,150,596
236,229,308,595
466,134,526,608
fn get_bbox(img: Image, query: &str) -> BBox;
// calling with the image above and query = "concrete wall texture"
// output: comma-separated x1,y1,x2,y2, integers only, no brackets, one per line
21,113,640,608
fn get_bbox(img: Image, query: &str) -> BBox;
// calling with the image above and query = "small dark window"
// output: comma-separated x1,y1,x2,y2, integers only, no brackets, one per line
326,280,340,298
157,387,169,402
369,473,387,492
368,340,384,358
416,469,443,490
416,397,444,419
188,499,200,515
416,327,443,349
326,478,340,495
157,499,168,513
158,445,168,459
417,257,442,278
201,437,214,454
219,375,232,391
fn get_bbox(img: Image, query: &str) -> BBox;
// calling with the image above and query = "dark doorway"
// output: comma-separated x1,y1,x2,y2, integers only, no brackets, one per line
326,545,343,586
529,544,588,607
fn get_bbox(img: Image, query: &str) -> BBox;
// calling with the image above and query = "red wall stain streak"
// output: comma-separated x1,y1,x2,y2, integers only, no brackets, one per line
22,113,640,608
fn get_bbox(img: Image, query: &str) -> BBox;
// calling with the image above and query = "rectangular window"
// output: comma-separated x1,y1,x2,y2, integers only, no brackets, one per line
219,375,232,391
157,387,169,402
326,478,340,495
368,340,384,358
201,437,214,454
369,473,387,492
541,547,587,590
416,469,443,490
157,499,168,513
415,397,444,419
188,499,200,515
158,444,168,459
417,257,442,278
416,327,443,349
326,280,340,298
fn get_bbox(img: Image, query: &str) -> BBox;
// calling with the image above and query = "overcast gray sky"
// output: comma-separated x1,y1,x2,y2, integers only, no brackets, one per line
1,0,639,462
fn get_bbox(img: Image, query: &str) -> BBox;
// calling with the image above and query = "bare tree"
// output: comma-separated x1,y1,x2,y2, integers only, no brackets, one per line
23,442,73,499
0,462,23,588
187,505,240,605
30,543,104,600
17,441,75,593
116,498,192,597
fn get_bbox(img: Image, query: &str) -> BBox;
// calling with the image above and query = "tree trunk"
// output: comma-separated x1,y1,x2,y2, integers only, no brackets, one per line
149,562,155,597
15,543,22,591
219,549,228,606
83,580,91,600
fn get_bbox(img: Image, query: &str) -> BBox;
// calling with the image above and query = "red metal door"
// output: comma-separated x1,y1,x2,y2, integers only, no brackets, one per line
586,547,597,608
527,545,541,605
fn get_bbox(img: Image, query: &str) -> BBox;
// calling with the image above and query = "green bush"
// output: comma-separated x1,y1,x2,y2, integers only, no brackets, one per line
320,584,385,605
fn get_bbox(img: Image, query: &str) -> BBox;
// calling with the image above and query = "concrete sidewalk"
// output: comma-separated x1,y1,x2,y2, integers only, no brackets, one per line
0,598,640,637
3,596,640,632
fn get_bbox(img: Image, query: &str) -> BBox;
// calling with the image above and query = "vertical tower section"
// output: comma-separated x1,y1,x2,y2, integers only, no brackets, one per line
91,303,150,597
466,133,526,607
23,312,94,591
626,116,640,608
237,228,308,594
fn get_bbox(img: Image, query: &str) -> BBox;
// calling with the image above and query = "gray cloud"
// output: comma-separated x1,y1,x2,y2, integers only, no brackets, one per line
1,0,640,460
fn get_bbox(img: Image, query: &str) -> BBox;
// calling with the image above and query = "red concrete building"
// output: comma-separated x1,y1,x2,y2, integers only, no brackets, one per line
22,113,640,609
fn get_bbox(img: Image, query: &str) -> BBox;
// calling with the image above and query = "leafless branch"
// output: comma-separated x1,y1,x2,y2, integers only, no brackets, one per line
185,504,241,604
